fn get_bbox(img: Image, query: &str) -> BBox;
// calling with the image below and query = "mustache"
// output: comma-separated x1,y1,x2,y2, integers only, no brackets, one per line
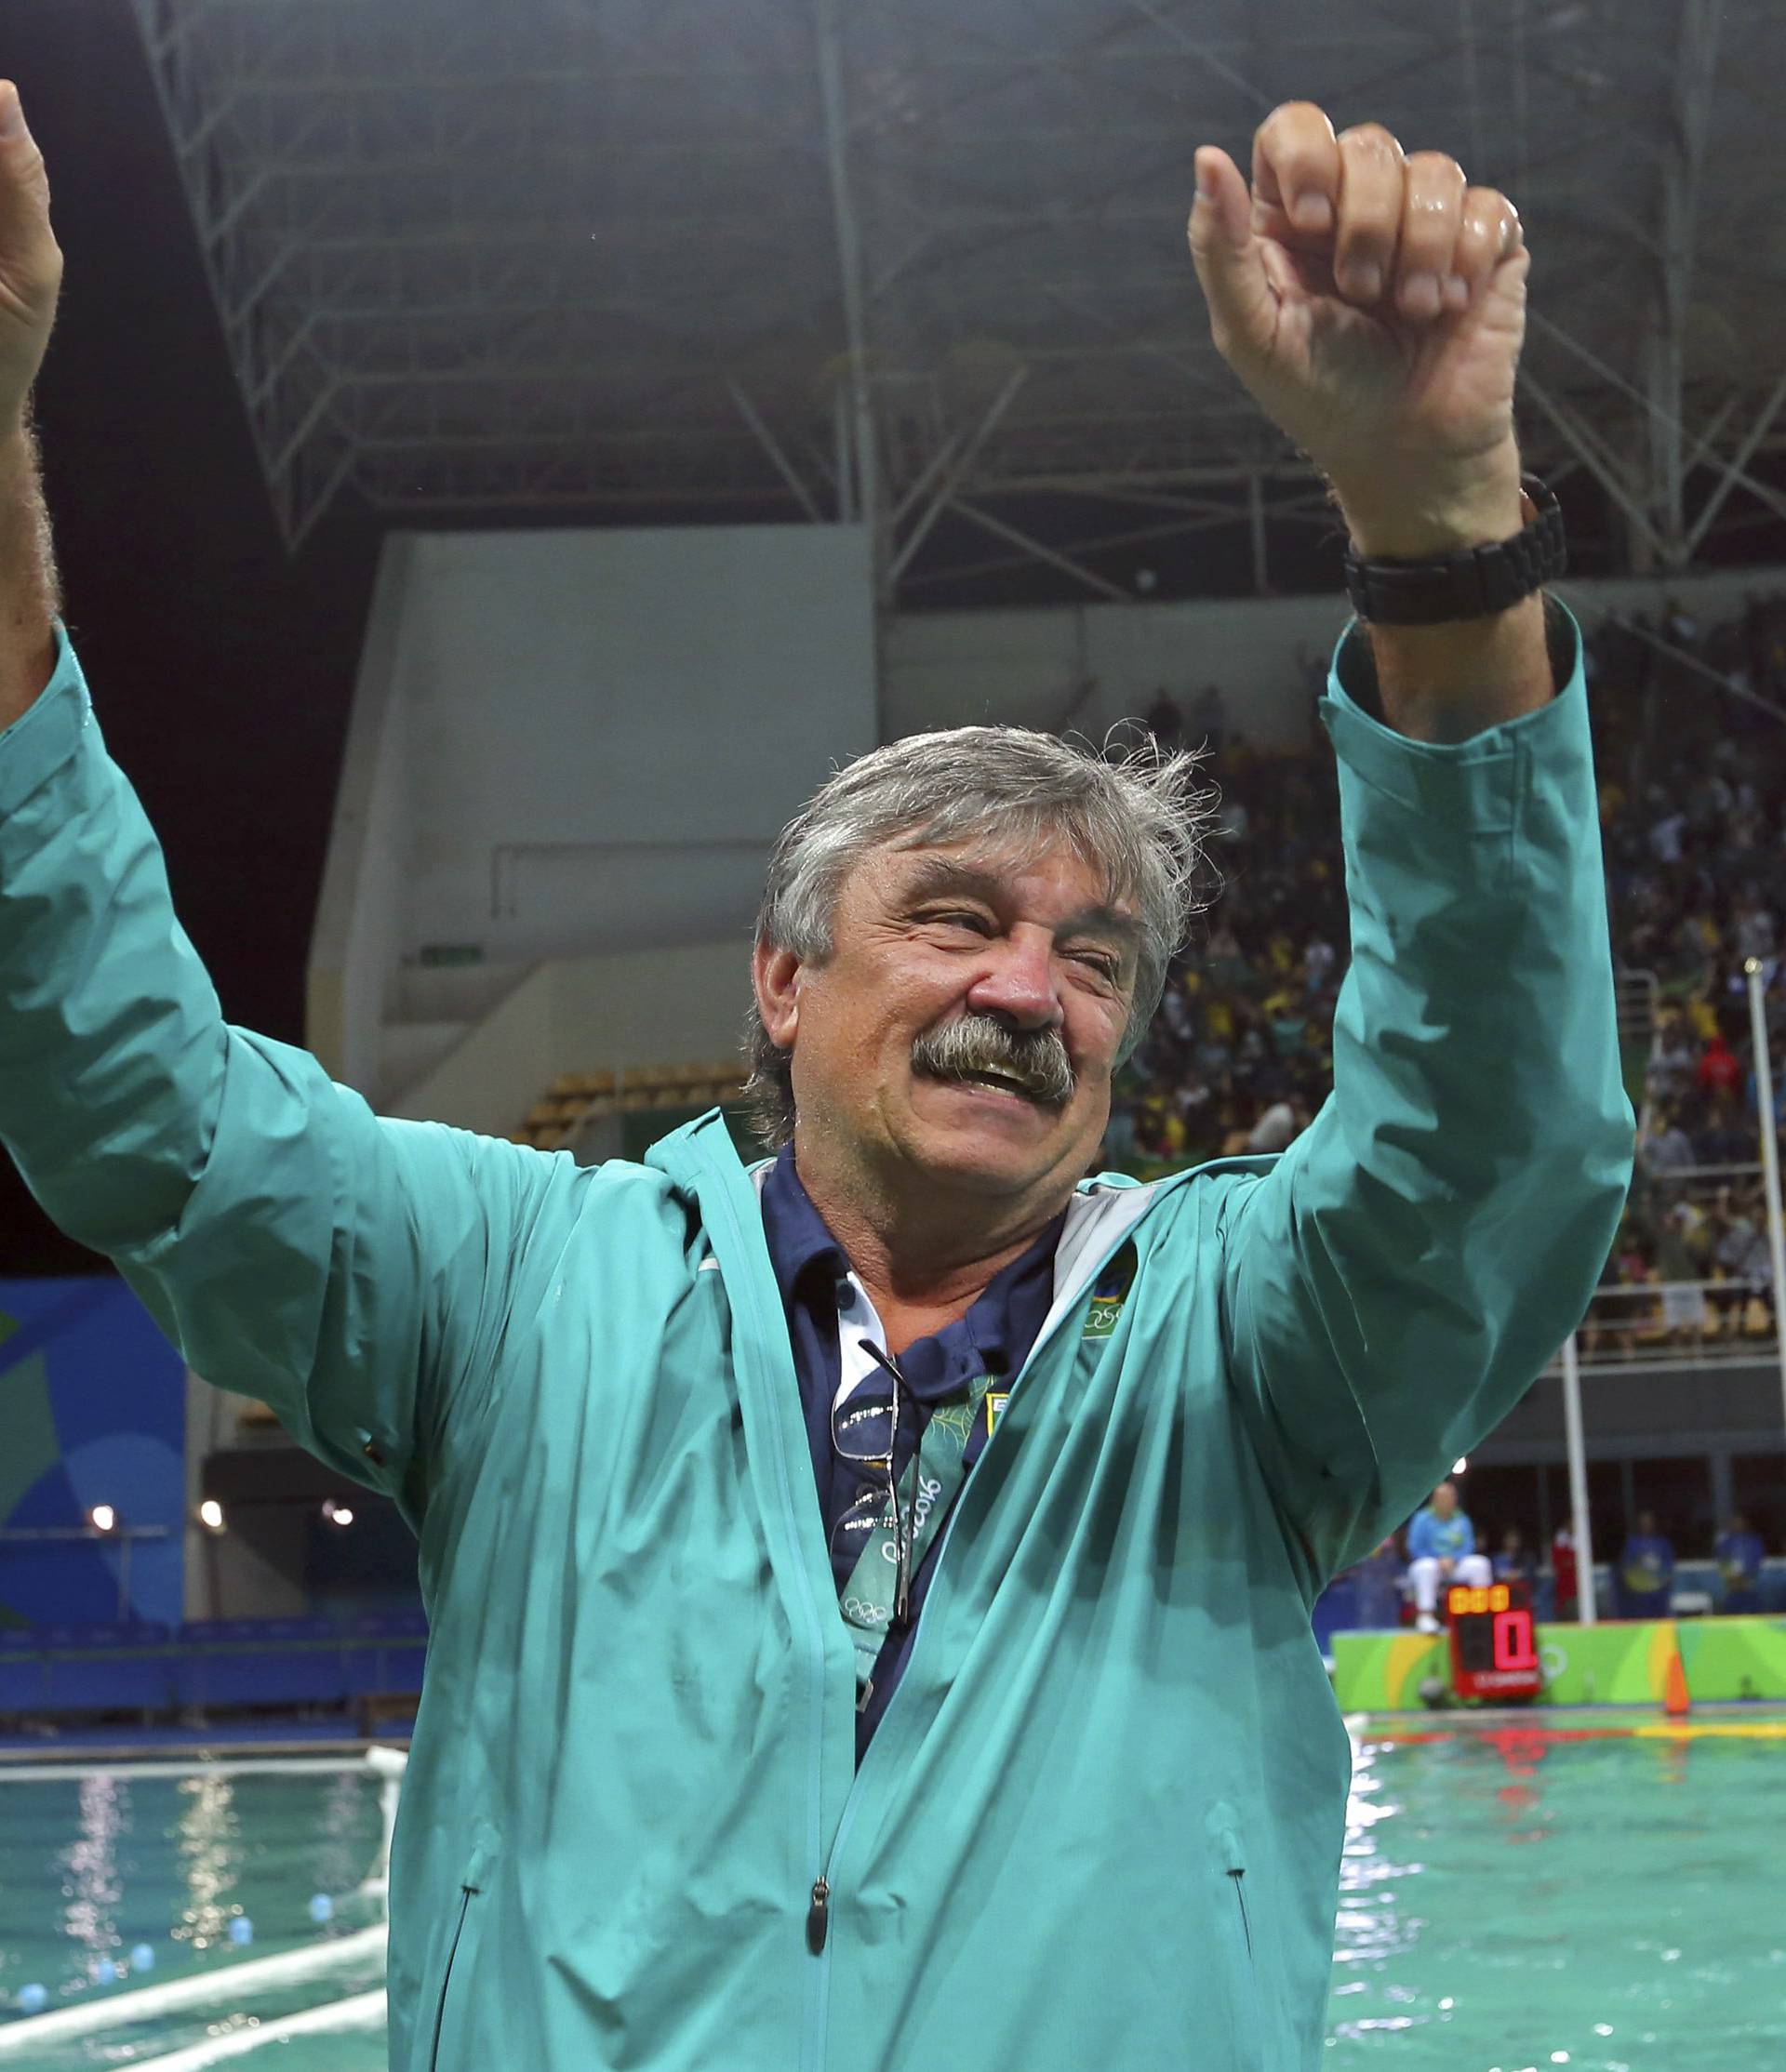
910,1012,1076,1107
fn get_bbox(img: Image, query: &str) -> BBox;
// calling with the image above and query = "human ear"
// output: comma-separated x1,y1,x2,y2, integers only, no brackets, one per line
753,940,802,1049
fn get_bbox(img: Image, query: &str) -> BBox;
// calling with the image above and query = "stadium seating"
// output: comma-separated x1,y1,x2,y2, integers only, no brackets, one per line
513,1059,748,1149
41,1622,178,1713
175,1616,349,1711
0,1612,430,1727
0,1626,47,1714
340,1609,430,1698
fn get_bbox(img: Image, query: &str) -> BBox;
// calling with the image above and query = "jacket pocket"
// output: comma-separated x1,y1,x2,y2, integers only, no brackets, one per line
1204,1803,1264,2072
427,1833,498,2072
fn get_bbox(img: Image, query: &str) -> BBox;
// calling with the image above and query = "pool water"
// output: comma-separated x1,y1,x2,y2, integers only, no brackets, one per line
1,1724,1782,2067
0,1763,389,2069
1330,1720,1786,2069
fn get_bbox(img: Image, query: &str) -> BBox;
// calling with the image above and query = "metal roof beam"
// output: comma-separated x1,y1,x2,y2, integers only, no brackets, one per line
1686,369,1786,556
814,0,879,544
889,367,1029,587
944,498,1133,603
1533,312,1786,533
1123,0,1276,116
726,381,826,525
1639,0,1726,566
1522,372,1666,557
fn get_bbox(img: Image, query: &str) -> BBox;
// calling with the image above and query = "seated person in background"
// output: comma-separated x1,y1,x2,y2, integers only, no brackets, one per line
1493,1524,1537,1587
1246,1094,1304,1155
1656,1199,1710,1343
1406,1480,1493,1635
1639,1105,1695,1183
1693,1096,1751,1169
1714,1510,1766,1614
1617,1509,1677,1618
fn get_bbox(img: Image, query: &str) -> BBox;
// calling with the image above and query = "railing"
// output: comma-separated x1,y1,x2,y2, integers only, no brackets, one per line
0,1526,172,1625
0,1614,428,1727
1637,1159,1765,1185
1628,1157,1770,1222
1617,965,1660,1139
1549,1275,1777,1375
1616,966,1659,1047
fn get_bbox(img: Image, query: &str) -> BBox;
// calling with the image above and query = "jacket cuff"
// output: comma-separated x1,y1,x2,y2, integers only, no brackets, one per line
0,621,92,820
1317,593,1587,836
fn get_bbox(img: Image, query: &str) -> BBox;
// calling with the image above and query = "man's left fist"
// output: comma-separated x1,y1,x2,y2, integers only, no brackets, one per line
1187,101,1528,557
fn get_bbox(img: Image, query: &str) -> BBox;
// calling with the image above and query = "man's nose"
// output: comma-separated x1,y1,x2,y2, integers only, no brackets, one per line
965,930,1064,1030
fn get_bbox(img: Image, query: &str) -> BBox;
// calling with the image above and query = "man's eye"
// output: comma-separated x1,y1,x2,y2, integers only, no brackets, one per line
1073,951,1120,979
928,910,992,933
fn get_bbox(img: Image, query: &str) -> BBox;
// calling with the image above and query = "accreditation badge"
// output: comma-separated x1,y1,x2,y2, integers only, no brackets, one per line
1082,1239,1140,1340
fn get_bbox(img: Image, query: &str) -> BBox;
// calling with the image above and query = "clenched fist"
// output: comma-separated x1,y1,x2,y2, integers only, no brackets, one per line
0,83,64,431
1188,101,1527,559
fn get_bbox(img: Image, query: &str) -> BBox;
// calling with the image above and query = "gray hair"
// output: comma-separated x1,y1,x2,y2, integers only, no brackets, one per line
740,724,1219,1149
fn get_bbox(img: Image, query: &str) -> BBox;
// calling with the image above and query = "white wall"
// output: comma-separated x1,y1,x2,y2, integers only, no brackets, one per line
1554,564,1786,644
307,539,418,1087
390,943,751,1134
885,592,1346,750
309,521,876,1093
400,524,877,963
883,562,1786,751
545,942,751,1069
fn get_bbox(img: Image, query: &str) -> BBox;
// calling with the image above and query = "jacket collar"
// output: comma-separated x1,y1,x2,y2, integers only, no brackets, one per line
643,1108,1267,1323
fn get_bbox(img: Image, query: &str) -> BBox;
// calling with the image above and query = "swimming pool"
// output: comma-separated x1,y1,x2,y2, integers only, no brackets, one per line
0,1757,393,2071
2,1720,1782,2067
1331,1715,1786,2069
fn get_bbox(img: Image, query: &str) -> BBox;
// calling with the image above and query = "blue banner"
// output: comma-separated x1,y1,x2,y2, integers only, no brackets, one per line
0,1277,186,1627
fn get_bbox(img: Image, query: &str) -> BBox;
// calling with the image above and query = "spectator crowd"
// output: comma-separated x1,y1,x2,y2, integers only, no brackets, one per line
1103,587,1786,1344
1100,587,1786,1608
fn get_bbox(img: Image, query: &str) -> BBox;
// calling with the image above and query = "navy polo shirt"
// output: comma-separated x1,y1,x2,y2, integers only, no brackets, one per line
759,1143,1065,1761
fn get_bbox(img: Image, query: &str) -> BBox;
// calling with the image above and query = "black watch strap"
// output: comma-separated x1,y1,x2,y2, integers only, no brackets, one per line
1343,473,1566,625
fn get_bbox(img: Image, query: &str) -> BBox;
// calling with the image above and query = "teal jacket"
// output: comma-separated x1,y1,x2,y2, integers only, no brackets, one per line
0,604,1632,2070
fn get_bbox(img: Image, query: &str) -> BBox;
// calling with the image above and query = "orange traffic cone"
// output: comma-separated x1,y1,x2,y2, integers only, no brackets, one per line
1663,1652,1690,1719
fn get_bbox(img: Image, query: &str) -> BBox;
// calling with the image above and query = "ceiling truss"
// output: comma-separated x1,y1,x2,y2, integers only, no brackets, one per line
127,0,1786,601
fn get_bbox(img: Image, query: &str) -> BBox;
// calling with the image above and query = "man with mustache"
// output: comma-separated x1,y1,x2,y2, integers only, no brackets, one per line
0,80,1632,2072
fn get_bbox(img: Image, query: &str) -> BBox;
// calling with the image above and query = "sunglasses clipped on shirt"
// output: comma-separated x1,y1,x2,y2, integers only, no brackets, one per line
829,1343,914,1622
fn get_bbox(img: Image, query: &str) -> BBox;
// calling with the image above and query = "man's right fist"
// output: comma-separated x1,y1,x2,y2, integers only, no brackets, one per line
0,83,63,430
1186,100,1526,559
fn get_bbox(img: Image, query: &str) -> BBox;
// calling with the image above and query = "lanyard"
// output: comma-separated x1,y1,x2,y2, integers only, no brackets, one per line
836,1367,995,1704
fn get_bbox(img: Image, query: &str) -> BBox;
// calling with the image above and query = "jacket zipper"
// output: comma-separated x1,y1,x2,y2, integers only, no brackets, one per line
427,1885,473,2072
1229,1867,1253,1960
800,1198,1159,1970
699,1125,1169,2065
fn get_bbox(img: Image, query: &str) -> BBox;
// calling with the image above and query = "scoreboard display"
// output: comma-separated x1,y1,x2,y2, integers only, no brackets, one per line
1445,1575,1541,1701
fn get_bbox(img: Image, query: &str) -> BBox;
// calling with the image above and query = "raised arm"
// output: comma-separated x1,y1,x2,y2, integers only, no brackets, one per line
1215,601,1631,1579
1,577,570,1520
1183,101,1633,1579
0,82,561,1517
0,83,63,729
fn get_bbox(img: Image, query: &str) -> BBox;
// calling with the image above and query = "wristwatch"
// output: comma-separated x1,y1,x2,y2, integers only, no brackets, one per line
1342,472,1566,626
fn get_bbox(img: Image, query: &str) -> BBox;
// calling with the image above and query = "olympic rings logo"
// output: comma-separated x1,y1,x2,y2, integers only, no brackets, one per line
842,1596,889,1626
